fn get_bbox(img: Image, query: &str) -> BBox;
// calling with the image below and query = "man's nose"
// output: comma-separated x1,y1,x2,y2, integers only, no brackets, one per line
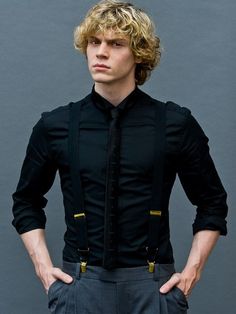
96,42,109,59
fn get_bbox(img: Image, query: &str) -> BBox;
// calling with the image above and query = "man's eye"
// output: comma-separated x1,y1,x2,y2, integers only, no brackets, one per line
88,39,100,45
112,42,123,47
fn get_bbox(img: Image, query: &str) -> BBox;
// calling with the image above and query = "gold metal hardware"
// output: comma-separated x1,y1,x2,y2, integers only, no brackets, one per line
150,210,162,216
74,213,86,219
80,261,87,273
148,261,155,273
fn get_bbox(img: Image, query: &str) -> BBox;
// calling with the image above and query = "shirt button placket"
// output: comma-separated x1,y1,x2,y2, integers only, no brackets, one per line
103,108,121,269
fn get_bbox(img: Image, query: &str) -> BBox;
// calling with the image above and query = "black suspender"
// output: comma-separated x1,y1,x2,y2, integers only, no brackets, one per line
68,99,166,272
147,100,166,272
68,101,89,272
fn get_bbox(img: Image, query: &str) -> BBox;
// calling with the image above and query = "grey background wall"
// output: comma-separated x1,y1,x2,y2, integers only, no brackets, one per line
0,0,235,313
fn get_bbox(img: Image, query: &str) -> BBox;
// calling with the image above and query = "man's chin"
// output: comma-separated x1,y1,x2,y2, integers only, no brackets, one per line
93,78,114,85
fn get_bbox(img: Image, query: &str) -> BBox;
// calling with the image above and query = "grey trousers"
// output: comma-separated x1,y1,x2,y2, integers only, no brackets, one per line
47,261,189,314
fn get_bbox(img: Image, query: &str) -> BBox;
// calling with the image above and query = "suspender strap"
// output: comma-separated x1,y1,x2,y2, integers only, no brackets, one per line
147,101,166,271
68,101,89,271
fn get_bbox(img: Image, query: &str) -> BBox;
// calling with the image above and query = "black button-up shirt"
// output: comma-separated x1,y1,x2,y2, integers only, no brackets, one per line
12,87,228,266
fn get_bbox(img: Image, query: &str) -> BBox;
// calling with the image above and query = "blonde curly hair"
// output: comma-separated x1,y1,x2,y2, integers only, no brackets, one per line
74,0,161,85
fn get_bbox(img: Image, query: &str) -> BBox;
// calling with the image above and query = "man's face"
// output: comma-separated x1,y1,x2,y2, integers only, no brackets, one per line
86,30,137,87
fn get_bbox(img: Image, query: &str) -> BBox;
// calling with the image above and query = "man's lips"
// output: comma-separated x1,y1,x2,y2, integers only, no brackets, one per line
93,64,110,69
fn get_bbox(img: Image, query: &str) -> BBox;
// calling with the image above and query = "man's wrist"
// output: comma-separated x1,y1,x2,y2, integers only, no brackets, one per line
182,263,201,282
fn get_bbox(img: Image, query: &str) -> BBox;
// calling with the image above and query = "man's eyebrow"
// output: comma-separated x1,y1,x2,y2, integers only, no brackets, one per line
109,38,128,43
88,36,99,40
88,36,128,43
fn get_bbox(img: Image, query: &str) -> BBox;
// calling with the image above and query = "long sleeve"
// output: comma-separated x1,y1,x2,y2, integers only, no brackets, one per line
12,115,57,234
177,112,228,235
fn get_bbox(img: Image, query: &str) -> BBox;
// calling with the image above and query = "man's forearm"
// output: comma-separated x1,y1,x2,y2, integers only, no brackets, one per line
20,229,53,277
160,230,220,296
183,230,220,277
180,230,220,295
20,229,73,292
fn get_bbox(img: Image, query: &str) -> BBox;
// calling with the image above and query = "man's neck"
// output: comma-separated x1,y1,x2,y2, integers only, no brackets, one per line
94,82,136,106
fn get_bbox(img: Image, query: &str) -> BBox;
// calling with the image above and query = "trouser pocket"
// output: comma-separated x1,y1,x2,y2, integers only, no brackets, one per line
48,279,76,314
160,287,189,314
166,286,189,313
158,278,189,314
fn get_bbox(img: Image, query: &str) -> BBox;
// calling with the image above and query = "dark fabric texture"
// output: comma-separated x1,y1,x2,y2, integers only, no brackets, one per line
12,87,228,266
47,262,188,314
103,106,122,269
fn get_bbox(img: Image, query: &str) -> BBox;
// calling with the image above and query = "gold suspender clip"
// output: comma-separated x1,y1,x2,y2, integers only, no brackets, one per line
80,261,87,273
150,210,162,216
74,213,86,219
148,261,155,273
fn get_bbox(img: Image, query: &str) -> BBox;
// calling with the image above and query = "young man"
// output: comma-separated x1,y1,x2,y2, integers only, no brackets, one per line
12,1,228,313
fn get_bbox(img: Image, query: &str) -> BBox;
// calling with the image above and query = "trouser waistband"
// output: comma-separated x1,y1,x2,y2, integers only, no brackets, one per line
62,261,175,282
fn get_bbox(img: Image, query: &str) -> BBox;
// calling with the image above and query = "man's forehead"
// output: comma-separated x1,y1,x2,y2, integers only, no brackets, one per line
89,30,129,41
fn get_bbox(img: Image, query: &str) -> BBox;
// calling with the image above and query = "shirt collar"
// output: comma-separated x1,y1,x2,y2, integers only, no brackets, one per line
91,85,140,114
